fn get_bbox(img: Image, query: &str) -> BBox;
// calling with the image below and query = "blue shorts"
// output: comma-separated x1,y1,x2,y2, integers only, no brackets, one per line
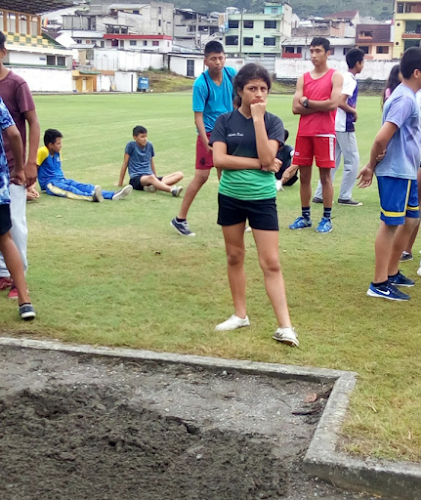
377,176,420,226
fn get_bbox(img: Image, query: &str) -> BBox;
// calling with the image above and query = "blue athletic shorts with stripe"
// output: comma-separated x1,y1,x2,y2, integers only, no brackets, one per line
377,176,420,226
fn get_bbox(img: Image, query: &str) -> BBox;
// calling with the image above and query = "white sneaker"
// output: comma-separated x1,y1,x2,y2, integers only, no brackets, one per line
272,327,299,347
276,180,284,192
112,185,133,200
144,184,157,193
93,185,104,202
417,263,421,277
171,186,183,197
244,226,252,233
215,314,250,331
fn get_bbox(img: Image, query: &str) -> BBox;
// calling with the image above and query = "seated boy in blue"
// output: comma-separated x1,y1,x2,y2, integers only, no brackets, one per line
37,129,132,202
117,125,183,196
275,129,298,191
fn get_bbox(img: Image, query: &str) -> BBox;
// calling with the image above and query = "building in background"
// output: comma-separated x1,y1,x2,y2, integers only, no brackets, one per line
393,0,421,58
356,23,393,60
281,36,355,61
173,9,220,51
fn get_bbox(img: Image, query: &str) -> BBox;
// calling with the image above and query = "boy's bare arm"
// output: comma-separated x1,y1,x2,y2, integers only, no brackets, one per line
151,158,157,176
194,112,211,151
303,72,343,112
358,121,398,188
5,125,25,185
292,75,316,116
23,109,40,187
117,153,130,186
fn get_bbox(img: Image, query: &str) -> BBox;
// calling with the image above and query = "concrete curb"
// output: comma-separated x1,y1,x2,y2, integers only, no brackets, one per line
0,337,419,499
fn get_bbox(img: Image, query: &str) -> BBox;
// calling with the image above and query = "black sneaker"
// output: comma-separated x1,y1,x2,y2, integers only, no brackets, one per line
400,251,413,263
19,303,36,321
338,198,363,206
312,197,323,204
171,218,196,236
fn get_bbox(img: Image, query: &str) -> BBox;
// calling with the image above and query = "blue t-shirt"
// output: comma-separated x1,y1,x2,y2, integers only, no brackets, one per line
376,83,421,180
125,141,154,178
37,146,65,191
0,98,15,205
192,67,237,133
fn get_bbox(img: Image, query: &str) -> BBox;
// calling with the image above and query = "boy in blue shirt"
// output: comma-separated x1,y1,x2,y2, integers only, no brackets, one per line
358,47,421,301
37,129,132,202
117,125,184,196
0,97,35,319
171,41,236,236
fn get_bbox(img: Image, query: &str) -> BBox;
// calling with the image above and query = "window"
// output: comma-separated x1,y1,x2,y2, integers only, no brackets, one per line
119,40,124,47
243,20,254,28
228,20,239,28
133,9,139,14
330,48,335,55
143,41,148,46
57,56,65,66
86,40,91,44
130,40,137,46
284,46,295,53
359,46,369,54
46,55,55,65
297,47,302,53
360,31,373,38
343,47,351,55
159,6,162,14
264,37,276,46
264,20,276,29
187,59,195,77
397,2,404,12
100,41,105,48
376,45,389,54
225,35,238,45
152,41,159,46
243,37,253,46
271,7,278,13
158,20,161,27
20,15,27,34
76,39,82,44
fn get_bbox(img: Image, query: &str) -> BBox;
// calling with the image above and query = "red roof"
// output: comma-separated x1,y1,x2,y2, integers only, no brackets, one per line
103,34,172,40
324,10,359,20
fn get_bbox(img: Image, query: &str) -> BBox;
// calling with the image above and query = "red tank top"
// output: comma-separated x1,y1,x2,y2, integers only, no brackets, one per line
298,68,336,136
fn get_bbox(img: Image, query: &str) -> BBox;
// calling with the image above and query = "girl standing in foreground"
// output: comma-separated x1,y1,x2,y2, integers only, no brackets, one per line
210,63,298,347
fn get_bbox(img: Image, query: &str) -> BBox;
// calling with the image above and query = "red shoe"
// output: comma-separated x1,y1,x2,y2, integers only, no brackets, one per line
8,285,18,300
0,277,12,291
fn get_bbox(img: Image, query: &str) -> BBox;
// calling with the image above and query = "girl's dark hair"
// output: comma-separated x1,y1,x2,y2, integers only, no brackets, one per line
234,63,271,107
381,64,401,108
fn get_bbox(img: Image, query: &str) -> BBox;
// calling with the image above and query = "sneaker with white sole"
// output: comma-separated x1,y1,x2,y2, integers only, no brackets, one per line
367,282,410,301
215,314,250,331
93,185,104,202
143,184,157,193
315,217,333,233
400,251,413,263
276,180,284,192
388,271,415,287
338,198,363,206
272,327,299,347
171,218,196,236
171,186,183,197
112,185,133,201
19,303,36,321
289,216,312,230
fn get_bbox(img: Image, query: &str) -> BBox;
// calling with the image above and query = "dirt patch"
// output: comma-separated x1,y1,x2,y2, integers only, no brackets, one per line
0,346,388,500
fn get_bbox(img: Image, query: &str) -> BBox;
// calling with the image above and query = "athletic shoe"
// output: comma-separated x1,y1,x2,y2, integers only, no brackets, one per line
417,264,421,277
272,327,299,347
8,285,18,300
215,314,250,331
19,303,36,321
143,185,157,193
289,216,312,230
112,184,133,201
400,251,413,263
276,180,284,192
93,185,104,202
315,217,333,233
0,276,12,291
171,218,196,237
388,271,415,287
312,197,323,204
244,226,252,233
367,282,410,301
171,186,183,197
338,198,363,206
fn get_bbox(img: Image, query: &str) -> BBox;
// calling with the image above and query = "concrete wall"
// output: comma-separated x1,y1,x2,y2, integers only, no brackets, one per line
115,71,137,92
9,67,73,92
94,50,163,71
169,55,203,77
8,51,48,66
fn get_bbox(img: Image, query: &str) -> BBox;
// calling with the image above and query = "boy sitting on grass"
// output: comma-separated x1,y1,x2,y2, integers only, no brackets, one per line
37,129,132,202
358,47,421,301
117,125,184,196
275,129,297,192
0,98,35,320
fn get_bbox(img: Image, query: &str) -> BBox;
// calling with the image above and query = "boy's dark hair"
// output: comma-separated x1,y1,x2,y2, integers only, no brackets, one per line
284,129,289,142
346,48,365,69
310,37,330,52
204,41,224,57
133,125,147,136
44,129,63,147
234,63,271,107
0,32,5,51
400,47,421,79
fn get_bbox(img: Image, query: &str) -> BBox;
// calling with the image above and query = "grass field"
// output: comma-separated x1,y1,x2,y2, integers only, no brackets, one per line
1,92,421,462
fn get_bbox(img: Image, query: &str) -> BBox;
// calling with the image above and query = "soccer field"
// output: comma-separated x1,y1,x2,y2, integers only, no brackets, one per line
2,92,421,461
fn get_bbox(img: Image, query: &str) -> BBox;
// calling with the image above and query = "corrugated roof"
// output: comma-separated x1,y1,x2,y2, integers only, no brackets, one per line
1,0,75,15
324,10,359,20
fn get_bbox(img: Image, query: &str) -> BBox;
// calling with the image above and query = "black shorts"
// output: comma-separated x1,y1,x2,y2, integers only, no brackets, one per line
129,175,163,191
0,204,12,236
218,193,279,231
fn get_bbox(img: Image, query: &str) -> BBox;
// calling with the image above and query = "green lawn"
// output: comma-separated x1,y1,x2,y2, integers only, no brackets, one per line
1,92,421,462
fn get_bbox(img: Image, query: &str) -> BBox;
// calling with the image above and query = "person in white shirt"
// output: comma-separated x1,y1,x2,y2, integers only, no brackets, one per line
313,48,365,206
